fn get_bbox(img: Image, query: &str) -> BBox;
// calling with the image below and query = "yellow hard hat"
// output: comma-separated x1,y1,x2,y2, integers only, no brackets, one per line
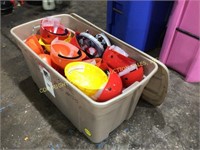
39,38,51,52
39,35,73,53
64,62,108,97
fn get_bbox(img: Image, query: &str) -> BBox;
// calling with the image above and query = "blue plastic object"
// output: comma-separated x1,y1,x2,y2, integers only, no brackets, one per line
106,1,174,52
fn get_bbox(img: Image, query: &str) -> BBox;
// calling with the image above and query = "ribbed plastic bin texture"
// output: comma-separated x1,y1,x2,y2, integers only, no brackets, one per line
11,14,169,143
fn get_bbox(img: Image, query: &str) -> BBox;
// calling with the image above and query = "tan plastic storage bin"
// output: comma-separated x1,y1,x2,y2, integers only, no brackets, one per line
11,13,169,143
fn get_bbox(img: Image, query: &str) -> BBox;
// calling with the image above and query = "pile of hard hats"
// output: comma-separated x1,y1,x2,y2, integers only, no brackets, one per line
25,17,144,102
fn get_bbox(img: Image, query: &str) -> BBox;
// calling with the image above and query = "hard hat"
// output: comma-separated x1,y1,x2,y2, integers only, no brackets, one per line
39,38,51,52
25,34,44,55
108,45,129,57
102,47,136,70
50,38,87,69
64,62,108,97
103,46,144,88
39,34,74,53
39,54,52,66
96,67,123,102
69,32,81,49
40,17,71,44
121,66,144,88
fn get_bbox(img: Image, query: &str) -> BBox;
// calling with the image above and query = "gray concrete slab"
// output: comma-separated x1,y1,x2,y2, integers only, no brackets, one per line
1,1,199,149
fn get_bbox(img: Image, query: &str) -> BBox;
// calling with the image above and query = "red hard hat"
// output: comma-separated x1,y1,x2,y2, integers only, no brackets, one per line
121,66,144,88
95,67,123,102
103,46,144,88
102,47,136,70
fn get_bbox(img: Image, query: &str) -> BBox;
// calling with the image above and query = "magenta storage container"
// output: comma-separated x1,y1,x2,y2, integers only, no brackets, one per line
159,0,200,83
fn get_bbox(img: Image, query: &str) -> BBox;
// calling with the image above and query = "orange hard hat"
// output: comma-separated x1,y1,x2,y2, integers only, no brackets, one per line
25,34,44,55
39,54,52,66
50,38,86,69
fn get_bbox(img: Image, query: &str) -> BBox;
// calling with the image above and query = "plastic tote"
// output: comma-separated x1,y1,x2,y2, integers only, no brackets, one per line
11,13,169,143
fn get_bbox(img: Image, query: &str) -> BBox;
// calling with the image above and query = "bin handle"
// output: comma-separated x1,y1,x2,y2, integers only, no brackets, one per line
112,8,123,15
58,49,82,59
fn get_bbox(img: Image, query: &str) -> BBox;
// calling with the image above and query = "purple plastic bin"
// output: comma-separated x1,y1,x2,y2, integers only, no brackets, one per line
159,0,200,83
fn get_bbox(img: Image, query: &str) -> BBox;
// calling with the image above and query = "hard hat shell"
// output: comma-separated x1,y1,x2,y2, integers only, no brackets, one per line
39,38,51,52
103,46,144,88
50,38,86,69
121,66,144,88
102,47,136,70
39,35,74,53
40,18,73,44
25,34,44,55
97,67,123,102
39,54,52,66
69,33,81,49
64,62,108,97
40,25,70,44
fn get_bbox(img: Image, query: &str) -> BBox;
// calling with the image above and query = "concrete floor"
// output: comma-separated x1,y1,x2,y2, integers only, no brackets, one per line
1,1,199,149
